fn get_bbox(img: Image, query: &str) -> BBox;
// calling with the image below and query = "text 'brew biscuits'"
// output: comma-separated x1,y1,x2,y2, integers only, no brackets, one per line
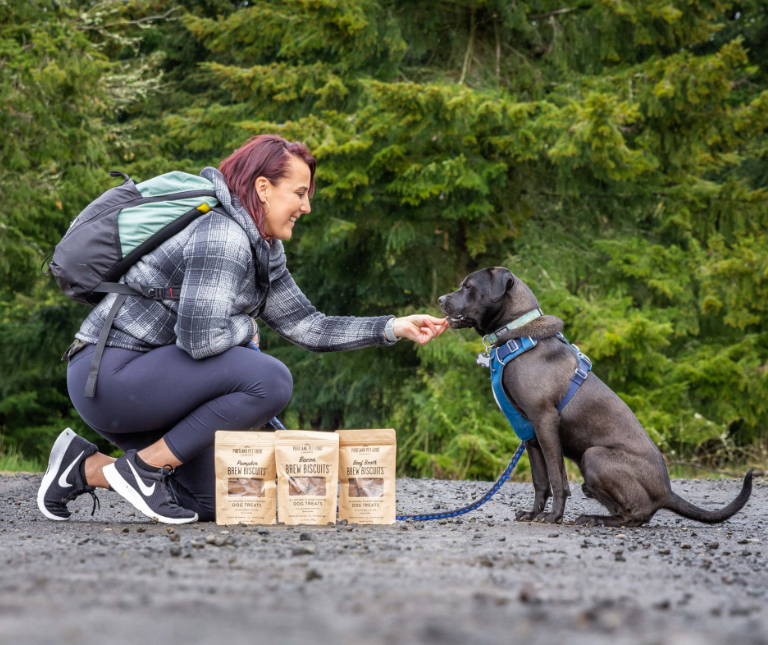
275,430,339,525
337,429,396,524
214,431,276,525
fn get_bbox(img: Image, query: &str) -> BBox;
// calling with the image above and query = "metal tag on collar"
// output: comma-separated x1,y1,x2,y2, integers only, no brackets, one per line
476,336,493,368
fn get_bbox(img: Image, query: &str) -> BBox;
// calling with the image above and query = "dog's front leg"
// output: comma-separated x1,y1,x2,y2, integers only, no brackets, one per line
532,411,570,523
516,438,551,521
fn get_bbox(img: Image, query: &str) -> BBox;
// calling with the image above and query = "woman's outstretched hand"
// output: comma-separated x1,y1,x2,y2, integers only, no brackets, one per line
393,315,449,345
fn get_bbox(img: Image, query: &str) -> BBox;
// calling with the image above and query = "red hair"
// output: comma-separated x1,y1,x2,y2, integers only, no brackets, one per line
219,135,317,237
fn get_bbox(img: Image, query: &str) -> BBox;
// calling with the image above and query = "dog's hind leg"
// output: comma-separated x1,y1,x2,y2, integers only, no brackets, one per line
516,438,551,521
574,447,654,527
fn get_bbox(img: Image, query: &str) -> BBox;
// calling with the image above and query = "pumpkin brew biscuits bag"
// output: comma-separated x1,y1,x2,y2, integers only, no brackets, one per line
275,430,339,525
337,429,396,524
215,431,276,525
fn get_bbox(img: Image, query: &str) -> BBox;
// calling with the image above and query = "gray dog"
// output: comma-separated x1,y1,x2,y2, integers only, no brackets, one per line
438,267,753,526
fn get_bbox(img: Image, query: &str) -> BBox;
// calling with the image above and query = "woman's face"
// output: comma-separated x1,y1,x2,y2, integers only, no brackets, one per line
255,155,312,241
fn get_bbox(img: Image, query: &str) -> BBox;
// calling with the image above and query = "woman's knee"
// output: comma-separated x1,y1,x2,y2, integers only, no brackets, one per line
262,357,293,411
239,354,293,412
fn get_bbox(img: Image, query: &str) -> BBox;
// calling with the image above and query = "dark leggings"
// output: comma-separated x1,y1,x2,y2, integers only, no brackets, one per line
67,344,293,521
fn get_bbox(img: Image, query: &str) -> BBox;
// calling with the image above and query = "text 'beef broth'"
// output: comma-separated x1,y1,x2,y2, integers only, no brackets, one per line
336,429,396,524
214,431,276,525
275,430,339,525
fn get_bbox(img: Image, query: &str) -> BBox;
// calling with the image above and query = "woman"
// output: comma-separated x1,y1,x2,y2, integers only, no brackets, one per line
37,135,447,524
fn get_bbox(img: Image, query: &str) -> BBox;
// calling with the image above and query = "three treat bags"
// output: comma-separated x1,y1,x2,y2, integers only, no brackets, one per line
214,429,396,525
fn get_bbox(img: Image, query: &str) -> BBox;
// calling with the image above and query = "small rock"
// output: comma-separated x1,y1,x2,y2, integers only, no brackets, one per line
299,532,313,541
305,568,323,581
169,545,182,557
291,544,316,556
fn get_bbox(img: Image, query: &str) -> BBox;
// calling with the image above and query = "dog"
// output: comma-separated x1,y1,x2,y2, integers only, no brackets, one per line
438,267,753,526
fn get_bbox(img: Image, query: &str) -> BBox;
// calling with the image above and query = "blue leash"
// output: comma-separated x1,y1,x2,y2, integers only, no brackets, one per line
395,442,526,521
246,341,526,522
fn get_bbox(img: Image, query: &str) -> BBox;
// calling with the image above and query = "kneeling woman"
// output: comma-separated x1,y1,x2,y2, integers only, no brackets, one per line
38,134,447,523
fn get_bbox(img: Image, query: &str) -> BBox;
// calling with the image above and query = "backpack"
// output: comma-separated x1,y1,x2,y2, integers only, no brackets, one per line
50,170,219,397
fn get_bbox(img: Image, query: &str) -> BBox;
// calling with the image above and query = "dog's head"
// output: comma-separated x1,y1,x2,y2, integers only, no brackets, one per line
438,267,539,336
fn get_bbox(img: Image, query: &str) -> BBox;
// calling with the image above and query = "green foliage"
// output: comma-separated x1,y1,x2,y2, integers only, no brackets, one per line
1,0,766,478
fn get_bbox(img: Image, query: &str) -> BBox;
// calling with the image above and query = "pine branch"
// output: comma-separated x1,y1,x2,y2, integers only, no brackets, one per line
529,5,592,21
459,8,476,85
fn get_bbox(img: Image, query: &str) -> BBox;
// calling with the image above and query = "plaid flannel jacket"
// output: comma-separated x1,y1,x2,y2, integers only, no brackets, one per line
75,167,395,359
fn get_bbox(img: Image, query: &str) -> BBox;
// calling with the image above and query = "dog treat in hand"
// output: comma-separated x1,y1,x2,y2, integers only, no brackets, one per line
275,430,339,525
337,429,396,524
215,431,276,525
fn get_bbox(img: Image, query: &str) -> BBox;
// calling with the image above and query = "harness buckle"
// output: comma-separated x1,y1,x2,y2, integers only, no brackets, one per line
575,367,589,381
505,339,520,353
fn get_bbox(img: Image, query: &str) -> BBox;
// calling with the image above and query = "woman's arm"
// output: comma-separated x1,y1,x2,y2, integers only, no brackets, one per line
260,264,391,352
175,215,256,359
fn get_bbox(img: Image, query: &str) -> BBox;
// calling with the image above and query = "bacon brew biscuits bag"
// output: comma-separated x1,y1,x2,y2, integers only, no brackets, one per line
336,429,396,524
215,431,276,525
275,430,339,525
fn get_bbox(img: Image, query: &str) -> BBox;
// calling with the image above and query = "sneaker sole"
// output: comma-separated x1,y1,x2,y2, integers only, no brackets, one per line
36,428,76,521
102,463,198,525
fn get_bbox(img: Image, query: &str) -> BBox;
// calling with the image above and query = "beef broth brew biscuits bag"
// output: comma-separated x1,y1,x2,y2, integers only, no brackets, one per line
337,429,396,524
275,430,339,525
215,431,276,525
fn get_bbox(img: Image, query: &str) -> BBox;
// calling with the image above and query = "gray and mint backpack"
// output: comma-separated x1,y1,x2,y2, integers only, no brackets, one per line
50,170,220,397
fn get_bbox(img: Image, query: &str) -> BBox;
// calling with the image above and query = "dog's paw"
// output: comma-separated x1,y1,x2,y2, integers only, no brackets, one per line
574,514,598,527
533,511,563,524
515,510,537,522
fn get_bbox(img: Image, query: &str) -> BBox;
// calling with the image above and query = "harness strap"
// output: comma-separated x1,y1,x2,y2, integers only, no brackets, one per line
557,354,592,412
554,332,593,413
487,333,593,439
490,337,538,441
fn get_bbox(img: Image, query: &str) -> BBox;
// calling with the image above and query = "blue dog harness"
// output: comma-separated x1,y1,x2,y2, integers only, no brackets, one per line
482,333,593,441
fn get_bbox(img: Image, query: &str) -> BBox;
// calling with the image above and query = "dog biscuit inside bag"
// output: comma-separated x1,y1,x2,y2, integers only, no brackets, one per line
337,429,396,524
215,431,276,525
275,430,339,525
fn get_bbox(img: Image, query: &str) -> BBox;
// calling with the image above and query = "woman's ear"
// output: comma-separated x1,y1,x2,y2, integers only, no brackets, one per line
254,176,271,203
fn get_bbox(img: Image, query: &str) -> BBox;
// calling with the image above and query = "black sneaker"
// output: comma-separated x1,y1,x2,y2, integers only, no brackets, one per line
103,450,198,524
37,427,99,521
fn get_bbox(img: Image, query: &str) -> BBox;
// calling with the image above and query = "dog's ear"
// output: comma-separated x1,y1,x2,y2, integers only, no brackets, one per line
487,267,514,302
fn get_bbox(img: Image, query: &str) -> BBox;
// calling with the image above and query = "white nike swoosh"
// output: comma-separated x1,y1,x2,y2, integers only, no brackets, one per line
127,460,156,497
58,450,84,488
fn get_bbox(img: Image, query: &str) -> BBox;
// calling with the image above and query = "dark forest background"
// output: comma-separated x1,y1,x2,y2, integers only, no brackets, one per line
1,0,766,478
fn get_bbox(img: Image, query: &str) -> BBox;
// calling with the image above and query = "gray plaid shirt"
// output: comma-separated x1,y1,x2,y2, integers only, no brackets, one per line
75,167,395,358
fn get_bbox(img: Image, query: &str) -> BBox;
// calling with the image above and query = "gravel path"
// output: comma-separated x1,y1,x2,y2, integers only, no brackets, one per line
0,473,765,645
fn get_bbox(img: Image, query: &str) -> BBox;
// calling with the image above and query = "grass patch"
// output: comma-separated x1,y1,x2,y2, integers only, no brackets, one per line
0,450,43,473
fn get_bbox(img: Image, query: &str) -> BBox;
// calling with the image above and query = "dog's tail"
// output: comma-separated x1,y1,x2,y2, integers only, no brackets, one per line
663,470,753,524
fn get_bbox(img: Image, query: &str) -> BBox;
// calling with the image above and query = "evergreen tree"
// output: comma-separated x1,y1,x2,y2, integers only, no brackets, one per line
1,0,765,478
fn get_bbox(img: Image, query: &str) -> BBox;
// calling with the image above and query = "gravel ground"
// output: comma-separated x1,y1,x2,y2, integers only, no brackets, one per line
0,473,765,645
